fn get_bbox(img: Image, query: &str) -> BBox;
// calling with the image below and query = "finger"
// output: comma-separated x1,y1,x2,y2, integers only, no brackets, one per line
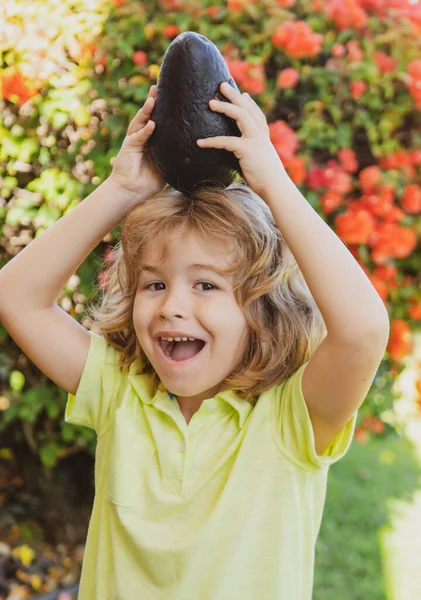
242,92,268,127
209,99,255,136
148,84,158,98
126,119,156,147
239,93,267,131
218,81,249,106
127,96,155,136
197,135,241,154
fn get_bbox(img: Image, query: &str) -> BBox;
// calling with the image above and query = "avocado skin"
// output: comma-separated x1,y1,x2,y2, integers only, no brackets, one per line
148,31,243,193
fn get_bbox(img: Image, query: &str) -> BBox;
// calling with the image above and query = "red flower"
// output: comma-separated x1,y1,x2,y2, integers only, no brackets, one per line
374,51,397,74
401,184,421,214
269,120,299,162
407,58,421,80
306,165,330,190
163,25,179,38
206,5,219,17
133,51,148,67
271,21,324,59
224,58,266,94
277,68,300,89
350,80,367,99
338,148,359,173
387,319,413,361
332,43,346,57
323,0,369,31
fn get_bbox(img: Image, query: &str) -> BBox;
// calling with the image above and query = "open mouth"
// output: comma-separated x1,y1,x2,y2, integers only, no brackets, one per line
157,337,206,362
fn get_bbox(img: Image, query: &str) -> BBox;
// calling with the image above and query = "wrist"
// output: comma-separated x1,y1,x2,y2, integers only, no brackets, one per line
105,176,149,208
258,165,290,204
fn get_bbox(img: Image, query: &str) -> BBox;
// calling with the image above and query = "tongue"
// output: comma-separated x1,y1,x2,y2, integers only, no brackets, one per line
171,340,204,361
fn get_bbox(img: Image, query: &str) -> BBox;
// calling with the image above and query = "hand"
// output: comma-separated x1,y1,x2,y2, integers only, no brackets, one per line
109,85,166,200
196,82,285,198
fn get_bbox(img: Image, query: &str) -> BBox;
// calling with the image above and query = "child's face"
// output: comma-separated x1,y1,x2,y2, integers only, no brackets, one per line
133,230,249,404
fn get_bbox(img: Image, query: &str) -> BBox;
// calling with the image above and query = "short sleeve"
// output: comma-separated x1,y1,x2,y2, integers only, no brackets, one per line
271,361,358,471
65,330,125,436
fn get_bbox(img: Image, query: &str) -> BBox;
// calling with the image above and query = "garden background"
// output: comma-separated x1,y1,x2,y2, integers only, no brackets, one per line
0,0,421,598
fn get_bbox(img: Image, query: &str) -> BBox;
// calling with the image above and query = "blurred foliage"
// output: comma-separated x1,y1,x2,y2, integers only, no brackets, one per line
0,0,420,470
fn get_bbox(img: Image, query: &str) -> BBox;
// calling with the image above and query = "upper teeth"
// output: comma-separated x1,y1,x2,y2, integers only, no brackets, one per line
160,336,196,342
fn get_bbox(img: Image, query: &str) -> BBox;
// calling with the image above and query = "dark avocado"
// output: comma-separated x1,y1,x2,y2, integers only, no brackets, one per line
148,31,243,193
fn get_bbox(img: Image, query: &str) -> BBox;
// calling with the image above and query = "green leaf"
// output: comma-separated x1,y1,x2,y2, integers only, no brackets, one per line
40,441,61,469
10,370,25,392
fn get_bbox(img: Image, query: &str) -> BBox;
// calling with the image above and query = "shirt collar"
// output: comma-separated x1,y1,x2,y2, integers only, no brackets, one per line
128,364,253,429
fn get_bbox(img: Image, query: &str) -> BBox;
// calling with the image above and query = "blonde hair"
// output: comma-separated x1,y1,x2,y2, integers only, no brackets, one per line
87,182,327,404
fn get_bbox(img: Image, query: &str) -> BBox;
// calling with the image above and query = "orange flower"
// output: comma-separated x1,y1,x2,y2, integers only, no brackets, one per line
401,184,421,214
0,67,40,106
338,148,358,173
228,0,252,11
373,264,399,289
276,0,296,5
367,273,389,303
369,222,417,263
354,427,369,443
387,319,413,361
285,156,306,184
321,190,343,215
162,25,179,38
408,298,421,320
362,416,385,434
350,80,367,99
277,68,300,89
269,120,299,162
359,165,382,192
380,150,416,178
346,40,364,62
335,208,376,245
271,21,324,59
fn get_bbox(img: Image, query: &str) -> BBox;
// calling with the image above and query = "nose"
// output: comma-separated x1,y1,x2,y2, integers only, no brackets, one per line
159,286,189,320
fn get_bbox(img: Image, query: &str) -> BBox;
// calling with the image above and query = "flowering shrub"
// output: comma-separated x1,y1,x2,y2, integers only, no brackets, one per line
0,0,420,467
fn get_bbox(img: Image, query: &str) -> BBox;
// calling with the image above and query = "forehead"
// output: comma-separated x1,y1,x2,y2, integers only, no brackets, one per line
140,228,236,270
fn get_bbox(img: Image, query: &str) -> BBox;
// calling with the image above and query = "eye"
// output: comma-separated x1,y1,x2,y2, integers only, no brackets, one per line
145,282,165,291
197,282,216,291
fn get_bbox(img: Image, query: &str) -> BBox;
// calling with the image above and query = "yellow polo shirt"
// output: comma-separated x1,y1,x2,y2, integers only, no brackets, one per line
65,331,357,600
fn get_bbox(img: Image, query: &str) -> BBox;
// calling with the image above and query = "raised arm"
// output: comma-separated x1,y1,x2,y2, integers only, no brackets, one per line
0,84,164,395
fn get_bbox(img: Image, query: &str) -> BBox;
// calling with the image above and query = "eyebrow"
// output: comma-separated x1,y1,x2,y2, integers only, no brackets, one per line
139,263,228,276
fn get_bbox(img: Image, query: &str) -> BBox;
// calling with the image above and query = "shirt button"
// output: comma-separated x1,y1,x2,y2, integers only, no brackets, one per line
207,402,217,412
178,441,186,453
